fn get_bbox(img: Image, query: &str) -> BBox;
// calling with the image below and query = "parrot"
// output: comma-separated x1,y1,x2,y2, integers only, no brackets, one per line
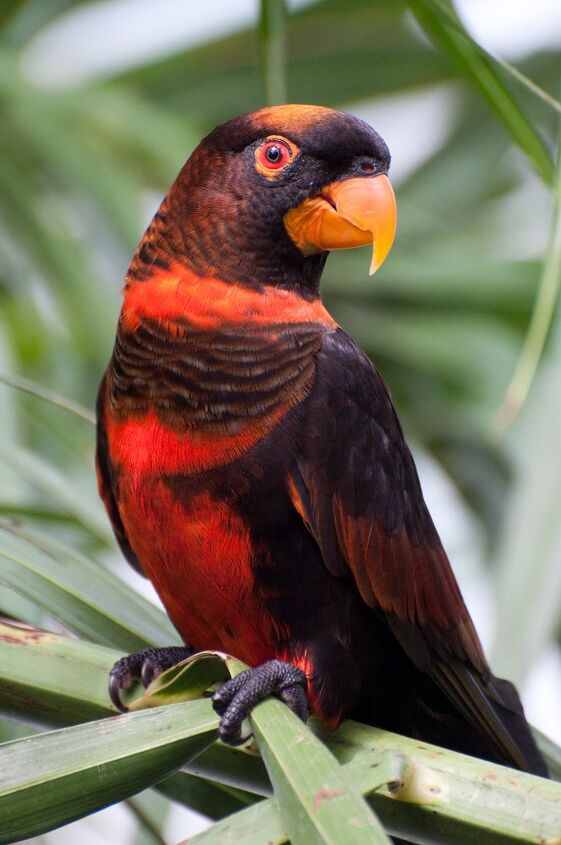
97,104,546,776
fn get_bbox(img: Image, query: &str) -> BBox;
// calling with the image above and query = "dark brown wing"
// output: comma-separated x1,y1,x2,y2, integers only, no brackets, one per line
96,372,145,576
289,329,531,770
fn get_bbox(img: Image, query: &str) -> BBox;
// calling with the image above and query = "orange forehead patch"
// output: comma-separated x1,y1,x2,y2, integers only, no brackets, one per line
249,104,337,135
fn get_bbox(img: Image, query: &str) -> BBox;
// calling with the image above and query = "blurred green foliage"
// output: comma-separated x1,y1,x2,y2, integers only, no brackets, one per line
0,0,560,839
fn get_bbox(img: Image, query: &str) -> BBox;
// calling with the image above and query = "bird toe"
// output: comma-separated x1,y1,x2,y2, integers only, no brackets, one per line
108,645,194,711
212,660,308,745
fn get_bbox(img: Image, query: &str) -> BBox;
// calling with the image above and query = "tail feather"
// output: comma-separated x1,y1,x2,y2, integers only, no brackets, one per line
431,662,531,772
489,676,548,777
430,661,548,777
382,613,547,775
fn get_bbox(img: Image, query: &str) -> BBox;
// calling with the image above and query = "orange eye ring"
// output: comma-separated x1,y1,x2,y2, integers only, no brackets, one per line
254,136,298,179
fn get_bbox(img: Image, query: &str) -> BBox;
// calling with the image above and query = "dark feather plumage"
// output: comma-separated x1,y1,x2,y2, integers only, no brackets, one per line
97,105,547,776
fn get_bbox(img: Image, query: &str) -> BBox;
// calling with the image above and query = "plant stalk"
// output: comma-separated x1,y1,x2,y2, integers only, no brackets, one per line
259,0,287,105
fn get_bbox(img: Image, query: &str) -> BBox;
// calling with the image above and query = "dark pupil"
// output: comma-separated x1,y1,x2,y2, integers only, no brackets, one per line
266,145,282,163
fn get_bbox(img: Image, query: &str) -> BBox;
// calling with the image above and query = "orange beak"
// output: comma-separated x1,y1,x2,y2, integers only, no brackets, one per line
284,174,397,275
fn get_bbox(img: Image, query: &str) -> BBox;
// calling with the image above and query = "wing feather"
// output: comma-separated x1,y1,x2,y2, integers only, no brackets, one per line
289,329,533,769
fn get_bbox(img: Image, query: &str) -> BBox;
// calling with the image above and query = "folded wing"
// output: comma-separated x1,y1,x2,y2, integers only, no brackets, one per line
289,329,539,772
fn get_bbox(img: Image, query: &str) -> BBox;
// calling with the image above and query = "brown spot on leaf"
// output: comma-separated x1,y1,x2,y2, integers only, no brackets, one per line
0,633,26,645
312,788,346,813
0,620,50,644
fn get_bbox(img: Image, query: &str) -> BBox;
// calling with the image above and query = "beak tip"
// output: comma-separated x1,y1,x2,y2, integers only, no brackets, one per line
369,247,380,276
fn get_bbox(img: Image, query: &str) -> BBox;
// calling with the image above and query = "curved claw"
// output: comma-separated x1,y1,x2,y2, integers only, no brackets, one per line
107,645,194,713
141,660,156,688
109,672,129,712
212,659,308,744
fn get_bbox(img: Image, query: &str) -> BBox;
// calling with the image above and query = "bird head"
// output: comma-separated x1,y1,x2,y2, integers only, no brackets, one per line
131,105,396,296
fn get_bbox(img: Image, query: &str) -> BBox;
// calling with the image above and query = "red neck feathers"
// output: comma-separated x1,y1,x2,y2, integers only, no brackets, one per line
120,262,337,333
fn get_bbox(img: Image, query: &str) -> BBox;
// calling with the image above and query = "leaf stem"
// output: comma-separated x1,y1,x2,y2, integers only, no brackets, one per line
0,372,95,424
259,0,287,106
492,54,561,117
493,127,561,435
126,797,168,845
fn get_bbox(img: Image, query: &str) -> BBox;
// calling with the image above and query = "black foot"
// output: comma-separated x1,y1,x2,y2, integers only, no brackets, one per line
212,659,308,744
109,645,193,712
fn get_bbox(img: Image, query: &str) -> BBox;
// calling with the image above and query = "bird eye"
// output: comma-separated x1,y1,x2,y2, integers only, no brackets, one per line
254,136,298,178
265,144,283,164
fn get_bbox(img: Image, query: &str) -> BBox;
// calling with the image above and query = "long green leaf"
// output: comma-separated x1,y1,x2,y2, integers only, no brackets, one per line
535,729,561,783
0,523,179,650
157,772,256,822
249,701,392,845
0,619,119,725
325,720,561,843
0,584,44,627
0,443,111,543
0,623,269,798
0,621,256,821
186,739,271,797
0,699,218,844
181,794,285,845
126,794,168,845
409,0,554,185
